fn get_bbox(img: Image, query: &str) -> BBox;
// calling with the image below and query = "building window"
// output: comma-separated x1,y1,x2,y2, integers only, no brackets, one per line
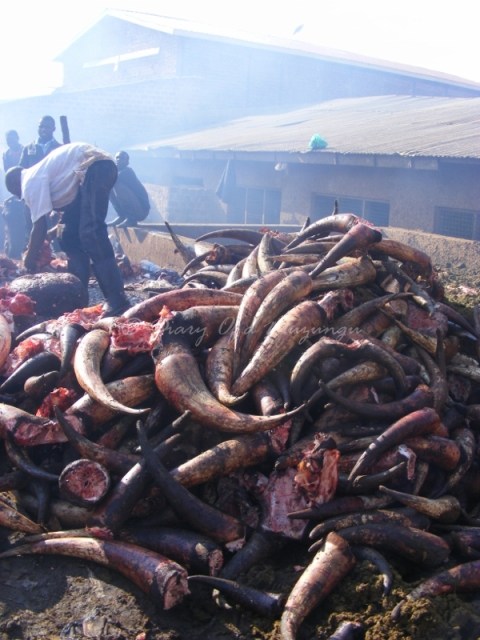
339,197,364,217
311,195,338,219
364,201,390,227
228,187,281,225
312,194,390,227
434,207,480,240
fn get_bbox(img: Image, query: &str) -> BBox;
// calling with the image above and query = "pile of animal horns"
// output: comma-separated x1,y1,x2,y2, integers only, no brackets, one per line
1,213,480,639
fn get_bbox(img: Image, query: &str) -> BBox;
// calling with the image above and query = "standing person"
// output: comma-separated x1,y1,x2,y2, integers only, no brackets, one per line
18,116,62,252
2,129,30,258
3,130,24,171
5,142,130,317
19,115,61,169
1,194,31,259
109,151,150,227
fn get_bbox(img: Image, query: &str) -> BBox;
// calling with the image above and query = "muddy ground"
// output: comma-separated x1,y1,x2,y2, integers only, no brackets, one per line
3,537,480,640
2,230,480,640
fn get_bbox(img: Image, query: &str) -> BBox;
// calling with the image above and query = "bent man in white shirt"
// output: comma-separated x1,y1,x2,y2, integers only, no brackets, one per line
5,142,130,317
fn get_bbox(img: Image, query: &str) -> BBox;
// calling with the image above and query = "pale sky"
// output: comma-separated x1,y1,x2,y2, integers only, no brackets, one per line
0,0,479,101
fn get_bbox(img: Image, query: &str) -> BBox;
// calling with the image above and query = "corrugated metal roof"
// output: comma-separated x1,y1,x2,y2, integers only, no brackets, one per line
133,95,480,160
58,9,480,91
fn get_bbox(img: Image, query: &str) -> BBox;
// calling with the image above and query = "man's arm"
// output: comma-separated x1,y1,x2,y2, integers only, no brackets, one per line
19,144,40,169
24,215,48,272
18,146,30,169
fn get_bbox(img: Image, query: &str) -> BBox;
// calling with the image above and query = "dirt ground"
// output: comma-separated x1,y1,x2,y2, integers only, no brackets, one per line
3,528,480,640
2,229,480,640
3,538,480,640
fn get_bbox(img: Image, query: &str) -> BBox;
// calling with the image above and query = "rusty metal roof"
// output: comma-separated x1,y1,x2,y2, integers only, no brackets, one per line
134,95,480,161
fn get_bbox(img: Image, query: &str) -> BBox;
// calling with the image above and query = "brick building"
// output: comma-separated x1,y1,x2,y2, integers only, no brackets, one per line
0,9,479,236
1,9,479,149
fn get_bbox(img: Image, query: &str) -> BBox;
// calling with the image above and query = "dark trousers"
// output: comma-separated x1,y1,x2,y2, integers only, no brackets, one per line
3,196,31,259
58,159,118,263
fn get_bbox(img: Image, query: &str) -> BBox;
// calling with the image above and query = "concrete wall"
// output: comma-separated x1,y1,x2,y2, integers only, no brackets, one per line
282,162,480,231
134,156,480,236
112,224,480,282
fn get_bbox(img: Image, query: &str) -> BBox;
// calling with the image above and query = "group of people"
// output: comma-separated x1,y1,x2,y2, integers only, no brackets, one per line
2,116,151,317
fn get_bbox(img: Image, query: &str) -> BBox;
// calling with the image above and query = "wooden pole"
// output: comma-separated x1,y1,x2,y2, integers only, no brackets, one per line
60,116,70,144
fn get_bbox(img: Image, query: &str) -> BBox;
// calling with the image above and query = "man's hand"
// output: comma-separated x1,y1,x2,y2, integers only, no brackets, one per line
23,216,48,273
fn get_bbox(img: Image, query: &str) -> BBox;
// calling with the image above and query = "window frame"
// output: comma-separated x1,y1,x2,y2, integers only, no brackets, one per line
434,206,480,240
311,194,390,227
227,186,281,225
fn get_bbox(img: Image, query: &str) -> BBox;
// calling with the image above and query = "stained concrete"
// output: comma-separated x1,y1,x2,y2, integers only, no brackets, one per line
110,223,480,281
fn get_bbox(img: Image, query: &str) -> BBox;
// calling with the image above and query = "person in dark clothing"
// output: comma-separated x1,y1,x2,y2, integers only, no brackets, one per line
3,130,24,171
19,115,61,169
18,116,63,254
5,142,130,317
2,195,31,259
109,151,150,227
2,130,30,258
